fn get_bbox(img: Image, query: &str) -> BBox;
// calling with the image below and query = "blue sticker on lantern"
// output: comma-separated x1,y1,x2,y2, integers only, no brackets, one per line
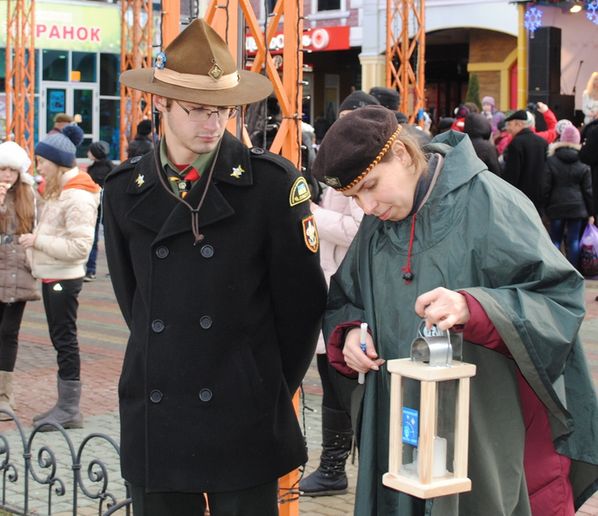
402,407,419,447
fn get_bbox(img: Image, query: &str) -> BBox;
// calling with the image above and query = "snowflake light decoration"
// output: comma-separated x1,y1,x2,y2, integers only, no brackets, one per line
524,6,543,38
587,0,598,25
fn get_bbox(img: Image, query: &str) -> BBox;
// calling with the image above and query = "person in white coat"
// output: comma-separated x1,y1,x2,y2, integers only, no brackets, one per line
300,90,379,497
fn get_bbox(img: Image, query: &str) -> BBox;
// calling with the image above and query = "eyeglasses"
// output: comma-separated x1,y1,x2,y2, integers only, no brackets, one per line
175,101,238,123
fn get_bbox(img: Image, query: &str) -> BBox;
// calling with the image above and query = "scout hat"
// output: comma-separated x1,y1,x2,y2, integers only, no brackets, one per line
120,18,273,106
312,105,401,191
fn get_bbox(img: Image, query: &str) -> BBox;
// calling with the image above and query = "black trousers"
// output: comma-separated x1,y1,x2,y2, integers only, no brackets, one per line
42,279,83,381
0,301,27,372
130,480,279,516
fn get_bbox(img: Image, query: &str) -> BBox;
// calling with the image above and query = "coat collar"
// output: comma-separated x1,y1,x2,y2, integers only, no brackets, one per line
124,133,253,241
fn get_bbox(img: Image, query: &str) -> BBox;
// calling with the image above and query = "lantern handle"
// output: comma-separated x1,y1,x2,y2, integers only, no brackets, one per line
411,321,463,367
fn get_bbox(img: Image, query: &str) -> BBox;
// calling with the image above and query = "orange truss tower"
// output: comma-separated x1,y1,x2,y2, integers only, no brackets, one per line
386,0,426,122
5,0,35,161
119,0,154,160
205,0,304,170
205,3,304,514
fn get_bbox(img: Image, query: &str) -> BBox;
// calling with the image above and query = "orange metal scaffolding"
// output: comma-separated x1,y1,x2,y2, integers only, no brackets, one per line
4,0,35,161
386,0,426,121
119,0,154,161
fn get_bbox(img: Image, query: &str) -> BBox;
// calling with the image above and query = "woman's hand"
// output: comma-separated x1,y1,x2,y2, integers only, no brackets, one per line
0,182,10,205
415,287,470,331
18,233,36,249
343,327,384,374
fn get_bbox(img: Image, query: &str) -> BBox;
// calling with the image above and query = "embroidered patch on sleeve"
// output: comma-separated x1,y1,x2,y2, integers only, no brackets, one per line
302,215,319,253
289,176,311,206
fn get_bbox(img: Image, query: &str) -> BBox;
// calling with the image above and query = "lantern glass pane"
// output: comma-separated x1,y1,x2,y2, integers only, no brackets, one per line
399,377,421,475
398,377,459,480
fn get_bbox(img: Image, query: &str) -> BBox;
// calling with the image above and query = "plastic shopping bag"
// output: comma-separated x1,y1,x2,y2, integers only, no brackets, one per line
580,223,598,277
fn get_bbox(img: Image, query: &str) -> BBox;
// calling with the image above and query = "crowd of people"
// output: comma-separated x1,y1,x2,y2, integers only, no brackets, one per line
0,17,597,516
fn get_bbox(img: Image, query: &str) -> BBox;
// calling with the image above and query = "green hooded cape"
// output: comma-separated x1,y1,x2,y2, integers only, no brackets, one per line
324,131,598,516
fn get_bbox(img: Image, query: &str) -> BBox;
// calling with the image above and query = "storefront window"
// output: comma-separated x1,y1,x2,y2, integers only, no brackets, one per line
100,98,120,161
100,54,120,96
318,0,341,10
72,52,97,83
42,49,68,81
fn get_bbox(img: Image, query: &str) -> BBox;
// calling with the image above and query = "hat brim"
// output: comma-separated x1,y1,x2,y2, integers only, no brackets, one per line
120,68,273,106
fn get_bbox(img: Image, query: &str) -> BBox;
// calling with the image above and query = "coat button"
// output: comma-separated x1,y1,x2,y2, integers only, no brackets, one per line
199,316,212,330
198,388,213,402
200,245,214,259
155,246,169,259
149,390,163,403
151,319,165,333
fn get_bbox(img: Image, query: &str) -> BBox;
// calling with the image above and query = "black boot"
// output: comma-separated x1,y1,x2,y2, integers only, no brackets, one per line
300,407,353,496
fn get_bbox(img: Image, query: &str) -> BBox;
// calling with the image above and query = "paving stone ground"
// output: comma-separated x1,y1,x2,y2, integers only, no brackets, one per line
0,241,597,515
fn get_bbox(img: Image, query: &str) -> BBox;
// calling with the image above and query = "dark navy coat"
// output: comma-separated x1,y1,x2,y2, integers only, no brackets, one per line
103,132,326,492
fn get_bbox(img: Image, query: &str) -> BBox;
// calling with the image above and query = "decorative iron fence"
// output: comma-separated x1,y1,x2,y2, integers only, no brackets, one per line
0,409,131,515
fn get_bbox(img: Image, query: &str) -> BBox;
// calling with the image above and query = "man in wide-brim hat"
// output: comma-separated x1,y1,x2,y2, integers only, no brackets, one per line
103,18,326,516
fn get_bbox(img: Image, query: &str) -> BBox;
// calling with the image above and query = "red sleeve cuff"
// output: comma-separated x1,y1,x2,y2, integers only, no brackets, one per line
460,291,510,356
326,321,362,379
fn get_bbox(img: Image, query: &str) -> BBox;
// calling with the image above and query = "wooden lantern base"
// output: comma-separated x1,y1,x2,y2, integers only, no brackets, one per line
383,472,471,499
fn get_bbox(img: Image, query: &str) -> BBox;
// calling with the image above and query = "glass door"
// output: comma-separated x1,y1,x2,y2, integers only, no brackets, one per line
40,82,99,157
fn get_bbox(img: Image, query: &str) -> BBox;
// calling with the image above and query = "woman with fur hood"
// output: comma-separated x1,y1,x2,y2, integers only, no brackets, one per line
543,125,594,269
0,142,39,421
19,125,100,431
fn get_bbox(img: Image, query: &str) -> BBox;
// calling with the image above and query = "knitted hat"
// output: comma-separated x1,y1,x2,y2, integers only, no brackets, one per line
89,140,110,160
369,87,400,111
481,96,495,107
505,110,527,122
555,119,573,135
35,125,84,167
137,119,152,137
0,141,32,175
338,91,380,113
560,125,581,145
313,105,400,191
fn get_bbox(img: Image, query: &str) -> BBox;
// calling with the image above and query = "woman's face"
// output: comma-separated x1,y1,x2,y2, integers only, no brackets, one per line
593,74,598,89
342,144,420,222
0,167,19,188
36,156,60,179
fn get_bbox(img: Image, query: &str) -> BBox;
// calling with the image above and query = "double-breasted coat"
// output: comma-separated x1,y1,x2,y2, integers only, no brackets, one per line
103,132,327,493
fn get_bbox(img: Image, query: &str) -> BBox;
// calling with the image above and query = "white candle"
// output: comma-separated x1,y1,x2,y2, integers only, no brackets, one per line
433,436,447,477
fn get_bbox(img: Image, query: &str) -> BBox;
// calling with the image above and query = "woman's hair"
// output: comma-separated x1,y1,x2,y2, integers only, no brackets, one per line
42,164,71,200
381,127,428,175
584,72,598,99
0,176,35,234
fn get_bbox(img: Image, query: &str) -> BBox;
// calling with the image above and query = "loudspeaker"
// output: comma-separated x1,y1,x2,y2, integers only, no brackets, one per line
528,27,561,96
528,93,575,124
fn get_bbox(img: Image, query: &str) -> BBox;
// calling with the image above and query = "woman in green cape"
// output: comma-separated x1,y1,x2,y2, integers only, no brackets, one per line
312,105,598,516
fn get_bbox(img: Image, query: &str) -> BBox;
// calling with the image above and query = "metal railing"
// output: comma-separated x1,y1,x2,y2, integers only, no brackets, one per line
0,410,131,515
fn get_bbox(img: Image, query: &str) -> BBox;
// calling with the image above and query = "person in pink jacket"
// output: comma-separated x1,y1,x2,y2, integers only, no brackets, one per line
299,90,375,497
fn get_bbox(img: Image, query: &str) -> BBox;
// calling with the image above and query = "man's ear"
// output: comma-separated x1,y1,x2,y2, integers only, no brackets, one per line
153,96,167,113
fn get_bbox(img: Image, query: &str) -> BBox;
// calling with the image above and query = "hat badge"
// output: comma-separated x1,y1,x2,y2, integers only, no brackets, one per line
155,52,167,70
208,59,223,80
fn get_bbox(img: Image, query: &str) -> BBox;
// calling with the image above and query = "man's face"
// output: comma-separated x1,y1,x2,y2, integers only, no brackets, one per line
155,96,236,158
506,120,524,136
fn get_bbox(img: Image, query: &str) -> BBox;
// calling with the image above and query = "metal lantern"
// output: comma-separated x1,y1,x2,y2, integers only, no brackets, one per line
382,324,476,499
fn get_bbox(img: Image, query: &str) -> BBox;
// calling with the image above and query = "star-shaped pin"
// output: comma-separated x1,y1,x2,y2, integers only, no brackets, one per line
135,174,145,187
230,165,245,179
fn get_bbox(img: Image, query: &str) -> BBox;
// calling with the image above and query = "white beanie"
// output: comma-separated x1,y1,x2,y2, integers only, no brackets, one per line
0,141,32,177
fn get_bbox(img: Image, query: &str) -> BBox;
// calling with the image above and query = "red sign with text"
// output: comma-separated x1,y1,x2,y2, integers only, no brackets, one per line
246,26,350,54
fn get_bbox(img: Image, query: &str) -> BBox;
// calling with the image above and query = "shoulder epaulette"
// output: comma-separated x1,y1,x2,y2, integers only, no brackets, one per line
249,147,296,173
105,155,143,182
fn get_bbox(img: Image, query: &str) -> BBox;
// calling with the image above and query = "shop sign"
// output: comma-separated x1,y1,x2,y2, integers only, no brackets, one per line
0,0,120,53
246,26,350,54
